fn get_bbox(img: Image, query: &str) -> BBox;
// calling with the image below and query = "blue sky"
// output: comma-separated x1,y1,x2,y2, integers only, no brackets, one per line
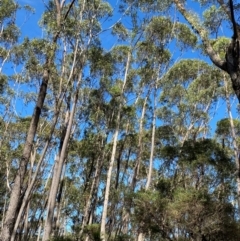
17,0,44,40
14,0,239,132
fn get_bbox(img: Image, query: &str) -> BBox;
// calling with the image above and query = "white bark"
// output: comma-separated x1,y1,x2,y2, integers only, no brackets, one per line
131,95,148,190
100,52,131,241
42,72,82,241
145,86,157,190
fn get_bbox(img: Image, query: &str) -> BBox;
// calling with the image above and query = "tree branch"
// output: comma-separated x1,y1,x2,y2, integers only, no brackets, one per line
173,0,227,71
64,0,76,21
217,0,232,20
229,0,239,39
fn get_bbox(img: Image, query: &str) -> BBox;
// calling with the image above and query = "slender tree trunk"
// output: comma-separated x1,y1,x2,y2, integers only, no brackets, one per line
119,94,148,239
145,86,157,190
22,203,30,241
100,52,131,241
100,119,120,241
42,71,82,241
54,161,66,236
0,1,64,238
137,87,157,241
79,155,101,237
10,89,66,241
1,65,52,241
22,148,36,241
131,95,148,190
79,106,110,239
223,75,240,216
36,220,42,241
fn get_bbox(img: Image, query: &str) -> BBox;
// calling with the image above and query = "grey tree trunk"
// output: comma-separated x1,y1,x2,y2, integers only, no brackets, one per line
42,72,82,241
145,85,157,190
10,96,64,241
0,67,51,241
131,95,148,190
100,52,131,241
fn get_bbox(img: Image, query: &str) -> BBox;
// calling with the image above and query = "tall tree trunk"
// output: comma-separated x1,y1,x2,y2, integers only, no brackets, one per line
22,147,37,241
137,86,157,241
145,86,157,190
22,203,30,241
10,72,68,241
42,70,82,241
138,87,158,241
79,154,102,238
54,160,67,236
131,95,148,190
100,52,131,241
119,94,148,239
1,59,54,241
0,1,64,239
100,114,121,241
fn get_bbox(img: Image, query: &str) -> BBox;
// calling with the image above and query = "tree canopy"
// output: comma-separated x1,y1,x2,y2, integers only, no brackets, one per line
0,1,240,241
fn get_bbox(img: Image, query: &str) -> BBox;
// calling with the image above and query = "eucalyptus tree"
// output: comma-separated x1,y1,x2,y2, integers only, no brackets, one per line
160,59,221,143
0,0,22,208
67,47,117,240
173,0,240,101
126,15,200,240
0,1,46,240
133,137,239,241
40,0,113,240
98,43,133,241
2,0,240,240
1,0,76,236
173,0,240,216
0,0,112,240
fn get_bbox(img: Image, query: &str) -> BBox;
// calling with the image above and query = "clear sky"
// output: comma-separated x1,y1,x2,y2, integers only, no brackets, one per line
14,0,239,132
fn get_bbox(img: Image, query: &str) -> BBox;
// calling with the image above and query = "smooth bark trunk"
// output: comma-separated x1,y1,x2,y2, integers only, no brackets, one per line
145,87,157,190
100,52,131,241
10,89,65,241
0,67,50,241
100,112,121,241
131,95,148,190
42,72,82,241
0,1,64,238
137,88,157,241
79,155,102,238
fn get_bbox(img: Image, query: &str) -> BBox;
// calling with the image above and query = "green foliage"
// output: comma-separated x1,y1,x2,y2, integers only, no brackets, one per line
50,236,73,241
112,234,133,241
112,23,129,41
145,16,197,49
1,1,240,241
0,0,17,21
175,22,198,49
0,74,7,94
203,5,227,34
212,37,231,60
83,224,101,241
216,118,240,136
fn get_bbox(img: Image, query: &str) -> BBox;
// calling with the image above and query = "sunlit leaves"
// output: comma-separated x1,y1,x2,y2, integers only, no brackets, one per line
0,74,7,94
0,0,17,22
203,5,227,34
212,37,231,60
216,118,240,136
145,16,197,50
112,23,129,41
